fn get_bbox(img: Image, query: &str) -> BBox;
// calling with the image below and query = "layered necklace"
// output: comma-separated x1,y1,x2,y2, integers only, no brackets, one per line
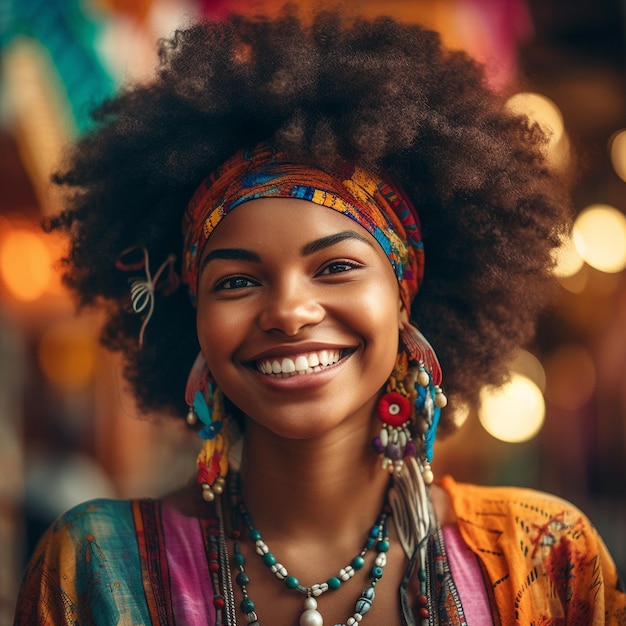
205,472,467,626
211,473,392,626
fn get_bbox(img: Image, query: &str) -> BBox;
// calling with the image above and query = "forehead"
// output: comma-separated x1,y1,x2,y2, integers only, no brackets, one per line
202,197,380,248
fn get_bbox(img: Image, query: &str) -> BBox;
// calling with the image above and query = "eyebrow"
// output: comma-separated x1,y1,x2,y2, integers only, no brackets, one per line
201,248,261,272
300,231,375,255
201,230,374,272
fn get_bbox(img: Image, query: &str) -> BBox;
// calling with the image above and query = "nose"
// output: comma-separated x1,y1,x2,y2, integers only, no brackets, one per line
258,276,325,336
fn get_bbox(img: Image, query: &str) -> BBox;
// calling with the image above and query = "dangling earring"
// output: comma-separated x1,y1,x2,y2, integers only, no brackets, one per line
401,321,447,484
374,350,415,476
185,352,229,501
373,322,447,484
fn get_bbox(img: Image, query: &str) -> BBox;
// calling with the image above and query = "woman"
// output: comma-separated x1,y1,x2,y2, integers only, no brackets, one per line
15,7,625,625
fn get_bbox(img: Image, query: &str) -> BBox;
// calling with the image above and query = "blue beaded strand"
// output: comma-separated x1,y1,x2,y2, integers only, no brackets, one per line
232,541,260,624
230,473,392,625
334,513,390,626
236,483,388,601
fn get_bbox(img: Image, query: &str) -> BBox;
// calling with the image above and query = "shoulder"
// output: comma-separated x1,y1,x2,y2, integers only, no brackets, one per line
439,476,626,624
15,498,159,625
23,496,157,576
53,497,140,528
437,475,606,578
43,497,155,552
439,474,590,528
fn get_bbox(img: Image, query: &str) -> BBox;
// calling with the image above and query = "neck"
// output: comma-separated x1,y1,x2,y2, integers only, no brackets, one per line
237,419,391,543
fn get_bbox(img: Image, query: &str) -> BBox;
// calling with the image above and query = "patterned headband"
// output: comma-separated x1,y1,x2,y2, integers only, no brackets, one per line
181,143,424,309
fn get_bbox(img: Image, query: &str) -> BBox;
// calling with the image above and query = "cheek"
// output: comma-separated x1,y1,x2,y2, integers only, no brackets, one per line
354,281,401,366
195,304,236,366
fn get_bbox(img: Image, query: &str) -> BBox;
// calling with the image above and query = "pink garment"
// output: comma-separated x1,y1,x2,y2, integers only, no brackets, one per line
443,524,493,624
162,503,216,625
162,502,490,624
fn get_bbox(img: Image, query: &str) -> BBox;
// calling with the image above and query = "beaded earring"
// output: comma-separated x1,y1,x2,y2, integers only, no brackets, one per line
373,322,447,484
185,352,229,501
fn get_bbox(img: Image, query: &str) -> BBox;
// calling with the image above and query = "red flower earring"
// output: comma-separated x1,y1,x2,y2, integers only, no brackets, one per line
373,348,417,475
374,390,415,474
373,323,447,483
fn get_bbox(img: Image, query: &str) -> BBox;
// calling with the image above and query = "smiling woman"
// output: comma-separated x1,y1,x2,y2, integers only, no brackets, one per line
196,198,400,444
14,6,626,626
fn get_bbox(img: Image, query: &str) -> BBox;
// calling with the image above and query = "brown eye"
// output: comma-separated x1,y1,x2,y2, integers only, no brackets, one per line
214,275,258,290
319,261,361,275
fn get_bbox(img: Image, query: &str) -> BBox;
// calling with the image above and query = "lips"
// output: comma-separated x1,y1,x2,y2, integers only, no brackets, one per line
256,349,342,377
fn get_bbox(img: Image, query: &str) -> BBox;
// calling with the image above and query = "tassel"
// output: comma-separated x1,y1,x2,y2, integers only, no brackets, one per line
388,457,431,559
185,352,229,501
197,429,228,502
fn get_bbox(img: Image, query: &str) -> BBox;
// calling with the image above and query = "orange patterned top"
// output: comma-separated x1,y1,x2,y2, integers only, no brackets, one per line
441,476,626,625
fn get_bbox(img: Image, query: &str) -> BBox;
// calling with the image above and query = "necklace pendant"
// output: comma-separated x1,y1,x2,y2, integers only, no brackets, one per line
300,597,324,626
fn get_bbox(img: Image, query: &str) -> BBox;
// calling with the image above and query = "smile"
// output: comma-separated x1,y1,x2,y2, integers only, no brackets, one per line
256,349,343,377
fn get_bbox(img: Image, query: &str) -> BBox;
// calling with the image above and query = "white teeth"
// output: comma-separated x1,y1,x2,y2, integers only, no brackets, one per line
281,358,296,373
295,356,309,371
257,350,342,376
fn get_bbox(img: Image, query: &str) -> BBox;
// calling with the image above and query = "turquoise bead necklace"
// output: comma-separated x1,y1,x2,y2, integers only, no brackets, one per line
229,473,391,626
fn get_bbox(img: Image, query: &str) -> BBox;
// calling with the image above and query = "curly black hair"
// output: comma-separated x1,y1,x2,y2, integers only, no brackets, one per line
47,7,571,431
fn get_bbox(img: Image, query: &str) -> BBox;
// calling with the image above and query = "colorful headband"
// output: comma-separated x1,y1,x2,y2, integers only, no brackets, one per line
181,143,424,309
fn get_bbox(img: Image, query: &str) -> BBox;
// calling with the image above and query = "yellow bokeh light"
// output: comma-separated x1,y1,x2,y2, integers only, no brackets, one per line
557,264,589,294
609,129,626,183
553,234,584,277
479,373,545,443
448,402,470,429
505,92,564,151
510,349,546,392
38,321,98,389
573,204,626,273
0,229,52,301
549,130,571,170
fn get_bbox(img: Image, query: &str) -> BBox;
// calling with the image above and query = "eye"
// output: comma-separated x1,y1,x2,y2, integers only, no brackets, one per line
214,275,259,291
318,260,362,276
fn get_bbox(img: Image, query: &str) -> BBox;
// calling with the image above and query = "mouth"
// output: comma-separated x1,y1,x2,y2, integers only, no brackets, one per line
253,349,352,378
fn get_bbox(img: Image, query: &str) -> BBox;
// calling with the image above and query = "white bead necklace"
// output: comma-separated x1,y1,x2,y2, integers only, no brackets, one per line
229,475,392,626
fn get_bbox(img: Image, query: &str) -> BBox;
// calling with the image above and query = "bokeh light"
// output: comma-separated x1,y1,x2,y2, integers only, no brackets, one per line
479,373,545,443
557,264,589,294
553,234,585,278
0,228,52,301
543,344,596,410
38,321,98,389
505,92,565,157
448,401,471,429
573,204,626,273
510,349,546,392
609,129,626,183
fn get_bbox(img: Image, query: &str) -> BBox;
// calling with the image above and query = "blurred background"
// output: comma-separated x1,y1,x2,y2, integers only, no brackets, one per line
1,0,625,621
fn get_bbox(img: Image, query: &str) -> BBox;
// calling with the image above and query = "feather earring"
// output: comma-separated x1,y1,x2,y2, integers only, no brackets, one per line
386,323,447,559
400,321,447,483
185,352,229,501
